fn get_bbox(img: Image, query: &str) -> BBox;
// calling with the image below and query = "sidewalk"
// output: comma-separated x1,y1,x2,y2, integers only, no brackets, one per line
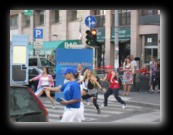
98,90,160,109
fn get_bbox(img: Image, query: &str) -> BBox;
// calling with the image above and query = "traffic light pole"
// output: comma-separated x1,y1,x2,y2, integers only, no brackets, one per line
114,10,119,72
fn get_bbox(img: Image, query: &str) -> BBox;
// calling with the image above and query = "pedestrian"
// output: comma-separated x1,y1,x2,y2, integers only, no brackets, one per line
100,65,126,108
156,59,160,93
77,64,83,75
29,66,55,108
78,69,106,114
43,67,82,122
149,59,157,93
129,55,137,92
79,68,91,105
122,56,134,96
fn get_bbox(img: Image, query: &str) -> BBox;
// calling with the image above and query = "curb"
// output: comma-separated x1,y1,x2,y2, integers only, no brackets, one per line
97,94,160,109
123,100,160,109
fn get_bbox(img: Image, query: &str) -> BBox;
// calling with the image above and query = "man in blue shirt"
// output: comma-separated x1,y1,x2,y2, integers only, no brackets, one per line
43,67,82,122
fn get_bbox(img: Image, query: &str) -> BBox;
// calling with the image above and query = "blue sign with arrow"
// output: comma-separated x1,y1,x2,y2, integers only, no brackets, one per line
85,16,97,29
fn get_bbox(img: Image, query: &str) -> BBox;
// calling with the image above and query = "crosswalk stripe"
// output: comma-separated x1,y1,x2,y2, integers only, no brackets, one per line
110,110,160,122
41,98,144,122
43,100,142,109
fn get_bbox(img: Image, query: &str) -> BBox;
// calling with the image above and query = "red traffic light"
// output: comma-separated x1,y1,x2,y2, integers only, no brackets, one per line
91,29,97,35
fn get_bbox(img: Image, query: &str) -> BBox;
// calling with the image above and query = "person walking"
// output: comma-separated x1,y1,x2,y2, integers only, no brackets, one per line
150,60,158,93
29,66,55,108
100,65,126,109
43,67,82,122
156,59,160,93
78,69,105,114
122,56,134,96
79,68,91,105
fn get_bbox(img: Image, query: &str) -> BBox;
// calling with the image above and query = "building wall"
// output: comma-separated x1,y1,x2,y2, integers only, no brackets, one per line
10,10,160,68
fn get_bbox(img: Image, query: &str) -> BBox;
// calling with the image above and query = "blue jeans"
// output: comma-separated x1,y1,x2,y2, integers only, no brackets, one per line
103,87,126,106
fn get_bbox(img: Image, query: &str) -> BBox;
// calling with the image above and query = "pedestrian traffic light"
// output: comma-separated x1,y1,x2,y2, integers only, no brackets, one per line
85,29,98,46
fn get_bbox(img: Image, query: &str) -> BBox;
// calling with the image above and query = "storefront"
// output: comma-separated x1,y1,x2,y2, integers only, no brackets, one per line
111,27,131,66
28,40,81,61
96,28,105,68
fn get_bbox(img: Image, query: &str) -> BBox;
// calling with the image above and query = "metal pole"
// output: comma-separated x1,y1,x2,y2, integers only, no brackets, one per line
114,10,119,73
79,16,82,44
33,10,35,56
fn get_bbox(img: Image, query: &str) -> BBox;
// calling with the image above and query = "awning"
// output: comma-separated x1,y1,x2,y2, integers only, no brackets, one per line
28,41,65,55
28,40,81,55
111,38,130,43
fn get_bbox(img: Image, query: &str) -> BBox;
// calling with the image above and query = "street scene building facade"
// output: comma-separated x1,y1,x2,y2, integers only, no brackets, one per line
10,10,160,68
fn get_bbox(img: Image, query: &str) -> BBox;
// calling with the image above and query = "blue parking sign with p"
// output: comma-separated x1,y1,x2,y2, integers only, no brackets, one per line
34,29,43,39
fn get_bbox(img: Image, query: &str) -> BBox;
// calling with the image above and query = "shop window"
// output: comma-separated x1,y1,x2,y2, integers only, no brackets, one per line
144,48,158,63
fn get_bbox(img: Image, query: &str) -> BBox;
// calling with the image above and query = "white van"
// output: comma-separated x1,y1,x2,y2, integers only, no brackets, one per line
29,56,55,67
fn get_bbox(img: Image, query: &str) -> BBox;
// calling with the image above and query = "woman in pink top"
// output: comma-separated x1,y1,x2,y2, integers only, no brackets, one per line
29,67,55,108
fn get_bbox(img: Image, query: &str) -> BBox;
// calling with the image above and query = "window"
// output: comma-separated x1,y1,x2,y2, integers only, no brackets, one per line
40,58,54,66
10,15,18,29
71,10,81,21
118,10,131,26
29,58,37,66
25,16,30,27
145,34,158,46
39,10,45,25
144,48,158,63
140,10,158,16
55,10,60,23
94,10,105,28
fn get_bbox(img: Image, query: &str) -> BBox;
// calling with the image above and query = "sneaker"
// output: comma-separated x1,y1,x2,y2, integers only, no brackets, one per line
157,90,160,93
101,104,107,107
122,104,126,109
52,104,56,109
97,109,101,114
86,102,90,105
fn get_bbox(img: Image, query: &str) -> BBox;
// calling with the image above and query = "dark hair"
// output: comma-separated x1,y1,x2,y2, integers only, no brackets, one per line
74,72,79,79
43,67,49,74
81,68,89,75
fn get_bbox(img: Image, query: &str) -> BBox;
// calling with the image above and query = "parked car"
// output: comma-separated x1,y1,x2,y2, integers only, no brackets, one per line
29,56,55,67
9,84,49,122
28,66,56,94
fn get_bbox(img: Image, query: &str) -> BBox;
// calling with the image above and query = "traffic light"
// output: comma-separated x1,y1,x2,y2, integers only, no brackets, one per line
86,30,92,45
85,29,98,46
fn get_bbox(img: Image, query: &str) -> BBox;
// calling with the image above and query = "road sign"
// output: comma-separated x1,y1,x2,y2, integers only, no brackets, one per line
85,16,97,28
24,10,33,16
34,39,43,49
34,28,43,39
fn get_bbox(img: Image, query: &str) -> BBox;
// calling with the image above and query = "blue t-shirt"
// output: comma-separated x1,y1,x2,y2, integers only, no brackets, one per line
60,80,81,108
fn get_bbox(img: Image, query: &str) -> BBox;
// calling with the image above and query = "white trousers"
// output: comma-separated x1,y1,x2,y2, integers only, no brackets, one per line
60,106,83,122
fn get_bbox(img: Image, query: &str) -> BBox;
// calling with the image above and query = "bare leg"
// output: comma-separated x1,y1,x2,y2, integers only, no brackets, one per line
123,84,127,95
45,90,54,104
37,91,44,97
126,84,131,96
